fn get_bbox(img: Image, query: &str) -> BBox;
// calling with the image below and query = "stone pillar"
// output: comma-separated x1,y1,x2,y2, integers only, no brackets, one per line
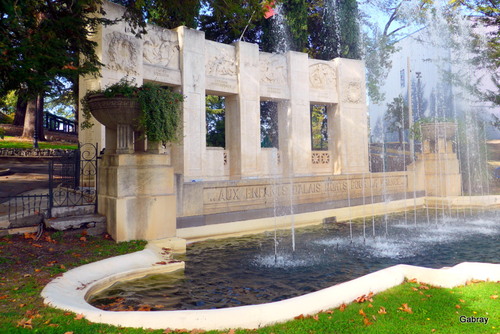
176,26,206,182
98,154,177,241
278,51,312,176
226,41,261,179
332,58,369,174
420,123,462,196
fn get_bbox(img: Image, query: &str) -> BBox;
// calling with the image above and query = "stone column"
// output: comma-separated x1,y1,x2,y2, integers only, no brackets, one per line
176,27,206,182
225,41,261,179
332,58,370,174
279,51,312,176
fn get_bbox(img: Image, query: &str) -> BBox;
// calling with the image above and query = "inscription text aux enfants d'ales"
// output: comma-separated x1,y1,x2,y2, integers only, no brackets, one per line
205,176,406,204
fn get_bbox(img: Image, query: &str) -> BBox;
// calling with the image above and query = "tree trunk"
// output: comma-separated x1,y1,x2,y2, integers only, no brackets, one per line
21,95,45,141
13,89,28,126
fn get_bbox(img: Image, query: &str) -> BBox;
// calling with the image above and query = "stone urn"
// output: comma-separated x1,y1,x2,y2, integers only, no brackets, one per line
421,122,457,141
86,94,140,130
86,95,142,154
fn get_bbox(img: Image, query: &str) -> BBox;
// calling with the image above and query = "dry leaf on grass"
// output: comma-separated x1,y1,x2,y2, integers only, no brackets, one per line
378,306,387,314
398,303,413,314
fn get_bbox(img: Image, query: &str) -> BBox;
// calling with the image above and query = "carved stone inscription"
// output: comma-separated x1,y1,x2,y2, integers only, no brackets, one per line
203,175,407,208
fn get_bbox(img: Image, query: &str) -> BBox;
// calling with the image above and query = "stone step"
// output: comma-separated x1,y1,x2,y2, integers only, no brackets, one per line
51,205,95,218
45,214,106,236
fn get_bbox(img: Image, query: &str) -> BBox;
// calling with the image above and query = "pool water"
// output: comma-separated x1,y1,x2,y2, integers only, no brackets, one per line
89,210,500,311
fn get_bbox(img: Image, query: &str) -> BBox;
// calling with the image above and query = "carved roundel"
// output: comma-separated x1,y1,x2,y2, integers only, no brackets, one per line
343,80,363,104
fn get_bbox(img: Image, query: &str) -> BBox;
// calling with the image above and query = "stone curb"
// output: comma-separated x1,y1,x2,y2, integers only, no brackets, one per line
41,244,500,331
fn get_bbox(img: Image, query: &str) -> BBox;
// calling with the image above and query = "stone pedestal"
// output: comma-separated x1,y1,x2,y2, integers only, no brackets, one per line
98,153,176,241
419,122,462,197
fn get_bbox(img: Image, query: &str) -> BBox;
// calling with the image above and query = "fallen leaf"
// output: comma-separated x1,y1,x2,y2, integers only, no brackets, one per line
17,318,32,329
325,310,334,314
339,303,346,312
419,285,429,290
312,315,319,321
455,305,461,309
60,264,66,269
227,330,236,334
363,317,373,326
411,287,418,291
490,295,498,299
64,332,74,334
294,314,305,320
74,314,84,320
190,329,206,334
79,236,87,242
24,233,36,240
359,309,366,317
378,306,387,314
398,303,413,314
156,261,167,265
408,278,417,283
355,294,367,303
368,303,373,308
459,299,465,303
32,243,42,248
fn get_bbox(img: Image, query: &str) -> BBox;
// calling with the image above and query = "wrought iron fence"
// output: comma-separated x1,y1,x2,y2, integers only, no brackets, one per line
1,143,99,227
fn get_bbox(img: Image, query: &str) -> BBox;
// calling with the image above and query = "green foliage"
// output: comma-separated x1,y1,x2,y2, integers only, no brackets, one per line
206,95,226,148
0,1,115,99
81,78,183,143
384,95,408,144
311,105,328,150
0,128,5,140
137,82,183,143
282,0,309,52
0,136,78,149
199,0,265,44
260,101,279,148
0,90,17,116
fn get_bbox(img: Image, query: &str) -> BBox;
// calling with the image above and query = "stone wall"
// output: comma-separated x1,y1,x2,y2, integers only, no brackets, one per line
80,1,369,183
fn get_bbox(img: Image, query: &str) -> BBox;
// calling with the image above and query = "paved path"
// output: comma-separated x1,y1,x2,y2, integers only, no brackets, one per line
0,162,49,202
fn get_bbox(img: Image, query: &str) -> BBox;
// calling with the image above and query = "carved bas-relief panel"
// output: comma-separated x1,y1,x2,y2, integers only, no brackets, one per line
308,61,337,103
259,53,289,99
143,27,179,68
105,31,140,75
342,80,364,104
205,41,237,94
142,27,181,85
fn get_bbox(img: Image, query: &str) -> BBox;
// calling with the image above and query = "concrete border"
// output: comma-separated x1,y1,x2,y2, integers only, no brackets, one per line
42,247,500,331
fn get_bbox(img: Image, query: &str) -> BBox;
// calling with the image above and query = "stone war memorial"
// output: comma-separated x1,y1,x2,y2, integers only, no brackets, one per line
81,2,461,242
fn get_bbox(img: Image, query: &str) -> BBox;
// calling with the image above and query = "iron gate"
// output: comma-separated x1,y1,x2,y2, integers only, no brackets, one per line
49,142,99,213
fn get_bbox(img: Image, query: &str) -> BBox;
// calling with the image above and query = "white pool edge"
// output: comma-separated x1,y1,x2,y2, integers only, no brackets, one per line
41,243,500,331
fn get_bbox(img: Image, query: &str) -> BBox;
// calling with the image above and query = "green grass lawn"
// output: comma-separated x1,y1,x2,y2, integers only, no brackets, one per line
0,231,498,334
0,136,77,150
